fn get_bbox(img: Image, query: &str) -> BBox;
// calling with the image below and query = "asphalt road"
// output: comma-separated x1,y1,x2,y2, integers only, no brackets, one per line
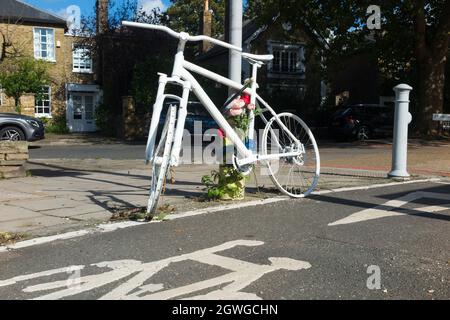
28,140,388,160
29,143,147,160
0,181,448,300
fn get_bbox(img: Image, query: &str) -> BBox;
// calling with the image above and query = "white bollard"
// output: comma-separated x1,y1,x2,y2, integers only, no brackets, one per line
388,84,413,178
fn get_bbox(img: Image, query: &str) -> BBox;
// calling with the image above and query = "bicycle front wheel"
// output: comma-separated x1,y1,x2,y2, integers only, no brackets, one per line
262,112,320,197
147,104,176,217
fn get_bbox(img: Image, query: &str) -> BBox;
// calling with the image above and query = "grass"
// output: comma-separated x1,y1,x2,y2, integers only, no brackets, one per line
109,204,176,222
0,232,28,245
153,204,176,221
110,207,147,222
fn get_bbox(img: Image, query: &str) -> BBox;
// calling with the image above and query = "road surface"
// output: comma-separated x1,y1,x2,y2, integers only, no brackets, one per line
0,181,448,300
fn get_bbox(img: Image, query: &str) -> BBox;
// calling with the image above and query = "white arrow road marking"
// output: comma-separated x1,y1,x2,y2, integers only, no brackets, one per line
0,240,311,300
329,191,450,226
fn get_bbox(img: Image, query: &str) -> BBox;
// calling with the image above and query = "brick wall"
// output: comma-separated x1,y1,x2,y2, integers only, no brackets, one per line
0,141,28,179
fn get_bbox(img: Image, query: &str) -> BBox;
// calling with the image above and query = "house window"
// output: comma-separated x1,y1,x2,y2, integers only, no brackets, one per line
35,86,51,116
73,46,93,73
268,42,305,76
33,28,55,61
272,50,299,72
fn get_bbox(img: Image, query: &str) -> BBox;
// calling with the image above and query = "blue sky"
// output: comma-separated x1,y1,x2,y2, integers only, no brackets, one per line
23,0,171,19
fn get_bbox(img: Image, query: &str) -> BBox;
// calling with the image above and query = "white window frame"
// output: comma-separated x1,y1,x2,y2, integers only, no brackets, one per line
72,45,93,73
267,41,305,78
35,86,52,118
0,84,3,106
33,27,56,62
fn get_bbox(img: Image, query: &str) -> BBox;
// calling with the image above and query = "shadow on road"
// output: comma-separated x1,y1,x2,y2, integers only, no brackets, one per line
311,183,450,223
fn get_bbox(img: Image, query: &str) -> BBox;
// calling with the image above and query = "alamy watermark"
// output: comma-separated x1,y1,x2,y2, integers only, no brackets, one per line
366,5,381,30
66,266,82,290
366,265,381,290
65,5,81,32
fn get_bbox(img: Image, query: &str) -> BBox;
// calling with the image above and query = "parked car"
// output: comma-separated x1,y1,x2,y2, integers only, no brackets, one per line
146,100,219,139
329,104,394,141
0,113,45,141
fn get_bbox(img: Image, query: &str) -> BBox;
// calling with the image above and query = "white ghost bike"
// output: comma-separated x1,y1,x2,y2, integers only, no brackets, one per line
122,21,320,217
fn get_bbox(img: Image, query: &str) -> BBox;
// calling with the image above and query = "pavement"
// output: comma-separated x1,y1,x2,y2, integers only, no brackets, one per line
0,134,449,242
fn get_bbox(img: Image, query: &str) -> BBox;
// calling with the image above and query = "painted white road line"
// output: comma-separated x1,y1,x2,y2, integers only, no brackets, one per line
329,191,450,226
0,240,311,300
0,230,91,253
434,181,450,185
164,197,289,221
0,178,443,253
313,178,441,195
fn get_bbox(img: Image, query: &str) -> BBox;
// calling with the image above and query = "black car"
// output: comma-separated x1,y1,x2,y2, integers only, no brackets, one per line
0,113,45,141
329,104,394,141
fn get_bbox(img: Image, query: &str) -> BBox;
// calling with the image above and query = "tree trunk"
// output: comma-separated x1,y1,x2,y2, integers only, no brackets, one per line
413,1,449,136
416,55,447,136
14,96,21,114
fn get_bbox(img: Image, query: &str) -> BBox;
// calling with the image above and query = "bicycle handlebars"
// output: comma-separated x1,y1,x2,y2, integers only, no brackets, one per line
122,21,242,53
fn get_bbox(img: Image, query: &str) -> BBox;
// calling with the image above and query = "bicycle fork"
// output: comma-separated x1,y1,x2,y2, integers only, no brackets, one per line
170,81,191,167
145,73,191,167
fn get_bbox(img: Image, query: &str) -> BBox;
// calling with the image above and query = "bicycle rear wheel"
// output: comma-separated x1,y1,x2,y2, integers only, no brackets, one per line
262,112,320,197
147,104,176,217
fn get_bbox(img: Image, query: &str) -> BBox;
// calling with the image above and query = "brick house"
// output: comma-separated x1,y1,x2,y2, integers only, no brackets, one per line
0,0,101,132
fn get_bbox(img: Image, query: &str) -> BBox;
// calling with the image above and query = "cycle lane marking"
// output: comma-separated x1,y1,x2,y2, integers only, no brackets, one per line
0,239,311,300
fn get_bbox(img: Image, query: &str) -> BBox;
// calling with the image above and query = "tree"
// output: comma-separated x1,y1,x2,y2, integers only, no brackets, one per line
131,54,172,112
164,0,226,38
77,0,175,133
410,0,450,134
247,0,450,136
0,57,50,113
0,18,24,62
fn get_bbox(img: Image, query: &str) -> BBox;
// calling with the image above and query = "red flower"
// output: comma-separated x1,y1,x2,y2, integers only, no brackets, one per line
241,93,251,105
217,128,225,138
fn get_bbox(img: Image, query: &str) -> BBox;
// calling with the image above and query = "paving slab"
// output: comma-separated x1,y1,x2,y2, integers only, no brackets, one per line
0,205,42,222
72,211,113,221
11,198,86,212
0,215,67,234
41,204,107,218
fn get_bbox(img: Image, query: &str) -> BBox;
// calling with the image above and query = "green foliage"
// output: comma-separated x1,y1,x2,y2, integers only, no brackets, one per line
0,57,50,113
246,0,450,132
227,104,262,135
79,0,169,125
40,113,69,134
131,55,172,113
94,102,116,136
201,166,246,200
165,0,226,38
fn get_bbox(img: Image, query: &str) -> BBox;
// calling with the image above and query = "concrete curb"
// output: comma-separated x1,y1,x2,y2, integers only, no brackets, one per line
321,167,388,178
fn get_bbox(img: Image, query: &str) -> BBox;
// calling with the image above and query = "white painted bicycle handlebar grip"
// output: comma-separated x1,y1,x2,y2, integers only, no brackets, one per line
388,84,413,178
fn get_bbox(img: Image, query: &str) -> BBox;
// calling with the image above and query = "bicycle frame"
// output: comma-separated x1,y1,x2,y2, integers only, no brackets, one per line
146,37,303,169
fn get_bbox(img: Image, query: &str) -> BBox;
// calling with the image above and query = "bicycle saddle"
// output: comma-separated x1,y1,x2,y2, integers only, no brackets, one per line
241,52,274,62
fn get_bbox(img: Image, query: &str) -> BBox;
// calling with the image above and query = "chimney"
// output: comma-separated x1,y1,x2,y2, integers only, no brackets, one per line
200,0,212,52
95,0,109,85
96,0,109,35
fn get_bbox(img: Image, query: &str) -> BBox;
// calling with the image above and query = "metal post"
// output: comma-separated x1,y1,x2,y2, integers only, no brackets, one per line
388,84,413,178
228,0,242,94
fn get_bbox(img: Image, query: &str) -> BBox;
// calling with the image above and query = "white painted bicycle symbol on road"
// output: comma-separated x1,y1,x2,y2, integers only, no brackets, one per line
0,240,311,300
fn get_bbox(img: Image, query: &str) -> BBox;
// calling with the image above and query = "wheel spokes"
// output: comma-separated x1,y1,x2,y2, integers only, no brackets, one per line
264,113,320,197
1,130,20,141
